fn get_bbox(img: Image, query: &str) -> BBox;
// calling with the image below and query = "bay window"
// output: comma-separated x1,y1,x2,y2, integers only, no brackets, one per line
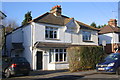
49,49,67,63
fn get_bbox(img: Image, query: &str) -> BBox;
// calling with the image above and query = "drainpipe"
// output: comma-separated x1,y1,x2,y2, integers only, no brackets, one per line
31,22,34,70
113,33,115,52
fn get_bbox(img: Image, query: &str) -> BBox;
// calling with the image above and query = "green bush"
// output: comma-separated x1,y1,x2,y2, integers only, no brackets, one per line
67,46,105,72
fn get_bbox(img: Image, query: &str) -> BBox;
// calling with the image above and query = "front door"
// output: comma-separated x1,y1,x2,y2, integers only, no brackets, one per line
36,51,43,70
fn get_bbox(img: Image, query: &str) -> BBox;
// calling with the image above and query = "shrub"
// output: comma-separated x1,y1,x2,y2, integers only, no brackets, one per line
67,46,105,72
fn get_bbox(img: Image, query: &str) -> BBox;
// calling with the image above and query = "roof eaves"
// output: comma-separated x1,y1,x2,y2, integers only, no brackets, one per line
76,20,99,31
0,11,7,17
6,23,31,36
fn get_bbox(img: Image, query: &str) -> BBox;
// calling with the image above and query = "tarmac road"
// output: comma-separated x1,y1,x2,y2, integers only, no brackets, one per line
1,70,120,80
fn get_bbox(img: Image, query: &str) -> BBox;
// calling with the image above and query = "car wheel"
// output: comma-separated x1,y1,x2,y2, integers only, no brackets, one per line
4,69,11,78
116,67,120,75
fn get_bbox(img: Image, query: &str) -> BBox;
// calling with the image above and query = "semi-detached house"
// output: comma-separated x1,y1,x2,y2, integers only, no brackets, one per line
6,5,99,70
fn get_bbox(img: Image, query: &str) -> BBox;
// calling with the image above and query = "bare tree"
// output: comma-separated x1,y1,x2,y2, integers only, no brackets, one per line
2,19,19,34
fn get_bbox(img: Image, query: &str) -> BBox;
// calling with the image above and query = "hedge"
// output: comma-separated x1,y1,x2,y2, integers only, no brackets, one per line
67,46,105,72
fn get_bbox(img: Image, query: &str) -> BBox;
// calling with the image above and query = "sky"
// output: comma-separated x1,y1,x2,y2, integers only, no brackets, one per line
1,2,119,27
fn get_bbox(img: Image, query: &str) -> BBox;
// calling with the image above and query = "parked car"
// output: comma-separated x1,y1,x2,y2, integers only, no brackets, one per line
2,57,31,78
96,53,120,75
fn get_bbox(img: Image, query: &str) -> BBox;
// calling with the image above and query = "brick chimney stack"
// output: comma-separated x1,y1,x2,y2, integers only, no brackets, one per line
108,19,117,27
50,5,61,16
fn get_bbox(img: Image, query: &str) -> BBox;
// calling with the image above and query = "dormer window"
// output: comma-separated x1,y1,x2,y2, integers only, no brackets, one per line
82,31,91,41
45,26,58,39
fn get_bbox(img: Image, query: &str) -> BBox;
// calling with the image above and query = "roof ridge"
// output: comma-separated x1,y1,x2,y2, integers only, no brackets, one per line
29,12,49,23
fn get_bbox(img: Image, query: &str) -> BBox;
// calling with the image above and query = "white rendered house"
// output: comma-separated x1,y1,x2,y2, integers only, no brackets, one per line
6,5,98,70
99,19,120,54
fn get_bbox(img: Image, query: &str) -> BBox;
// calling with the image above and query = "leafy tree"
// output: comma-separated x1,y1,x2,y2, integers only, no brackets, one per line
90,22,97,28
22,11,32,26
98,24,107,28
103,24,107,27
90,22,107,28
97,25,101,28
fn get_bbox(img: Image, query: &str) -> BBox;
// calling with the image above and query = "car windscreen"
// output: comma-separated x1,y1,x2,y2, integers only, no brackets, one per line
12,57,28,63
105,54,119,61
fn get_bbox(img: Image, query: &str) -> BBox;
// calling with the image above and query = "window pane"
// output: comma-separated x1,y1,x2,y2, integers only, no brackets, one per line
55,54,58,62
49,52,51,62
64,49,66,52
54,31,57,38
50,31,53,38
45,30,49,38
60,49,63,52
119,35,120,42
64,54,66,61
55,49,59,52
60,53,63,61
50,49,54,52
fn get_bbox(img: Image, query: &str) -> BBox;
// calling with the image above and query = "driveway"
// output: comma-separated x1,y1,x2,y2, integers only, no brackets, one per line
1,70,120,80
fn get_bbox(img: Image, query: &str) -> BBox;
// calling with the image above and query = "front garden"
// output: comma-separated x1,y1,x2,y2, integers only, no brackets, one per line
67,46,105,72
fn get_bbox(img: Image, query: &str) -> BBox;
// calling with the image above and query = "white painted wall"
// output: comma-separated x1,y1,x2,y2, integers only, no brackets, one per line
33,22,98,46
22,24,33,69
99,33,119,45
55,63,69,70
12,28,23,43
6,34,12,56
6,27,23,56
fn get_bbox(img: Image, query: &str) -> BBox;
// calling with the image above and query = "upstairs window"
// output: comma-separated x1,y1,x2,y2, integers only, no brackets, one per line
82,31,91,41
45,26,58,39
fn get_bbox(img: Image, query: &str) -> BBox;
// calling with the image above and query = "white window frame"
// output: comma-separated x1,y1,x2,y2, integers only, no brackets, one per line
45,26,58,39
82,31,91,41
49,48,67,63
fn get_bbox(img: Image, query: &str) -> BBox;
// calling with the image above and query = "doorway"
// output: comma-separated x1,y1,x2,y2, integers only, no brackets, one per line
36,51,43,70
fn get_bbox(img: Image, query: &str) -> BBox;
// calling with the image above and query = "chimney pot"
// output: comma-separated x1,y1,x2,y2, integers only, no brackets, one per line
108,19,117,27
50,5,62,16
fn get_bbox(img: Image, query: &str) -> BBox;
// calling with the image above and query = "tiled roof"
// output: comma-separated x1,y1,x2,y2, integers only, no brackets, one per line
32,12,72,26
32,12,98,31
76,21,99,31
99,25,120,34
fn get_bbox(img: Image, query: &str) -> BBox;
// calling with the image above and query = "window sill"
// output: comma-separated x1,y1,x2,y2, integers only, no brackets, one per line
83,40,93,42
49,62,68,64
45,38,60,41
